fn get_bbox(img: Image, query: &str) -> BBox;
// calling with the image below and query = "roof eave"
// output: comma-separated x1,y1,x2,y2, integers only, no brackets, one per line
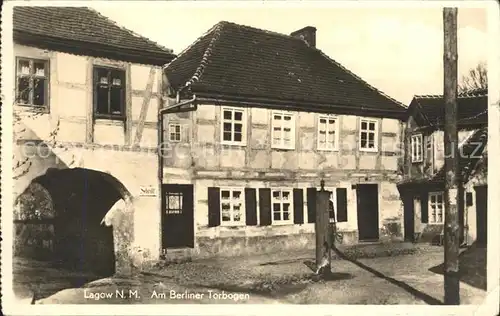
14,30,176,66
193,91,406,119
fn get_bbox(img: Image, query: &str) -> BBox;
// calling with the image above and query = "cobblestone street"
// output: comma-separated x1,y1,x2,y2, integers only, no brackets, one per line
13,243,487,305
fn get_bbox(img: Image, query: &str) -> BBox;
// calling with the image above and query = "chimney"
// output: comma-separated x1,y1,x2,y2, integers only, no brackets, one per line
290,26,317,48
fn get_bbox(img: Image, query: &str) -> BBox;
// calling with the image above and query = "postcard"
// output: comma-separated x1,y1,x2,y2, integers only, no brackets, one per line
1,1,498,315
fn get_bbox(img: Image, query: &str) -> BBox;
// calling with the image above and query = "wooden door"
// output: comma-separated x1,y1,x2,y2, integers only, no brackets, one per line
356,184,380,241
403,194,415,242
161,184,194,248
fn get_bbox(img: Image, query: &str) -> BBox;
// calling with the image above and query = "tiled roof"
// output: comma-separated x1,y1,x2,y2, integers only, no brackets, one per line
409,88,488,127
164,21,406,118
13,6,176,66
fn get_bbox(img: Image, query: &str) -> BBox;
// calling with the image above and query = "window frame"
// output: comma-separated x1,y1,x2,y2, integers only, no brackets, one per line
317,115,339,151
164,191,183,215
93,65,126,120
220,107,247,146
428,191,444,224
168,123,182,142
271,188,294,225
15,57,50,110
271,111,296,150
411,133,424,163
219,187,246,226
359,118,379,152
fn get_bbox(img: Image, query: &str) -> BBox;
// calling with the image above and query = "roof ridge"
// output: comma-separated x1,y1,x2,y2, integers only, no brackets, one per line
186,22,225,87
414,94,442,99
162,21,222,85
415,90,488,100
171,20,311,85
316,49,407,109
218,20,314,45
88,7,174,54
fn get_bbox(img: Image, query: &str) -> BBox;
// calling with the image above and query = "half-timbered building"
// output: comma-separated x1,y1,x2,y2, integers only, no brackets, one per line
161,22,408,259
398,88,488,246
12,6,175,275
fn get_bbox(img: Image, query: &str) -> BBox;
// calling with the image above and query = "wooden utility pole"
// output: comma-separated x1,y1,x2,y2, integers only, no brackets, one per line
315,180,331,277
443,7,460,305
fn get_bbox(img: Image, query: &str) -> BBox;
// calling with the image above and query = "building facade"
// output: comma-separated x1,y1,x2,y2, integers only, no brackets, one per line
398,89,488,246
12,6,176,275
161,22,408,259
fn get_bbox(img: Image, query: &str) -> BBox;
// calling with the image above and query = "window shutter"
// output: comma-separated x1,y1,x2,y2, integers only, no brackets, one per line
466,192,473,207
293,188,304,224
307,187,317,223
245,188,258,226
207,187,221,227
336,188,348,222
421,193,429,224
259,188,272,226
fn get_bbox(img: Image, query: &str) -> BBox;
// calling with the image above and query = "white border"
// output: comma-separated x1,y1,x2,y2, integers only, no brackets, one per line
1,1,499,315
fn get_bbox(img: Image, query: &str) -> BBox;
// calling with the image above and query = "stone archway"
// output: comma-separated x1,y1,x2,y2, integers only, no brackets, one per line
20,167,134,276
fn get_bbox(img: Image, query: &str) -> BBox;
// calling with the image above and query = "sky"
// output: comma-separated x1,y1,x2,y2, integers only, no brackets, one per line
92,2,488,105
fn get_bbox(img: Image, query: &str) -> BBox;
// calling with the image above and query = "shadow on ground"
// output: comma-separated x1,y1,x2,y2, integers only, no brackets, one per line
13,256,105,301
259,258,310,266
428,243,487,291
199,271,354,299
331,246,443,305
192,257,355,299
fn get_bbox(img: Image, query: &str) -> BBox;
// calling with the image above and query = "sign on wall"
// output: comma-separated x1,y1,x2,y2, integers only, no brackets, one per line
139,185,158,197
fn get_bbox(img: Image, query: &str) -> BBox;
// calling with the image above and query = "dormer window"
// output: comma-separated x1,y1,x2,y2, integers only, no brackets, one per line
411,134,423,163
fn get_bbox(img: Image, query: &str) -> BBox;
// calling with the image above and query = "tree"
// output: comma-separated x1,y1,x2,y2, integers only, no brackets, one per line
12,82,77,180
458,62,487,93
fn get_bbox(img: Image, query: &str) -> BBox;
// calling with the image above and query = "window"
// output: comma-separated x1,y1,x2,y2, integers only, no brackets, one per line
220,188,245,225
221,107,246,145
321,188,337,222
318,115,339,150
16,58,49,108
272,112,295,149
165,192,183,215
359,119,378,151
271,189,293,224
94,66,126,119
328,190,337,222
411,134,423,162
169,123,181,142
429,192,444,224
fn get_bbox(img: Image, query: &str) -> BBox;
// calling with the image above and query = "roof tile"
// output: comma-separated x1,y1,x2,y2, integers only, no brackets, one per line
410,90,488,127
165,21,406,115
13,6,176,65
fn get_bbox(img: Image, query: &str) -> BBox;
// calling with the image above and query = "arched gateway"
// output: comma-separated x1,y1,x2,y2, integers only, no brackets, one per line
15,168,134,277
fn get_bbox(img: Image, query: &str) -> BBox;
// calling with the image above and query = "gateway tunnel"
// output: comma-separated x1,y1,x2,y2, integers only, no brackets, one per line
15,168,131,277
